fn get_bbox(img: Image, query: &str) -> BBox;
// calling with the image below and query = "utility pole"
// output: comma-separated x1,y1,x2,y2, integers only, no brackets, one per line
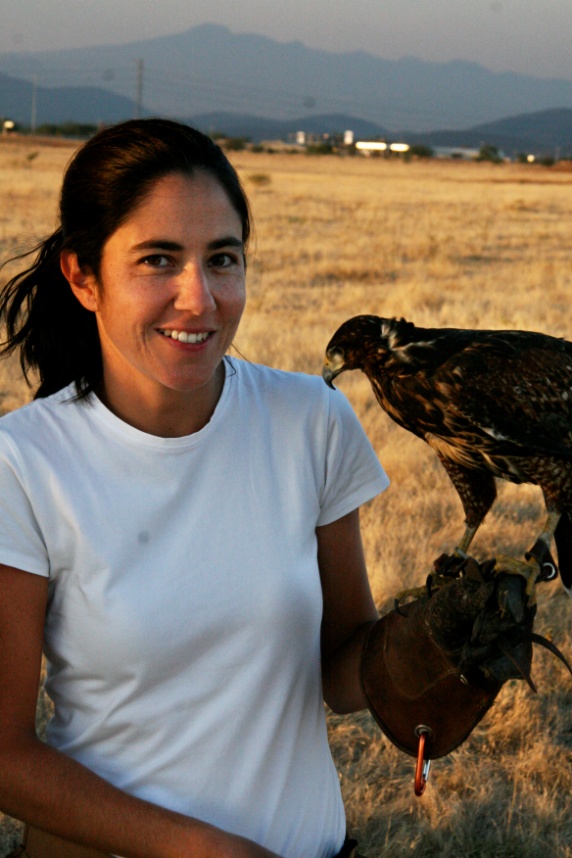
135,59,144,119
31,75,38,133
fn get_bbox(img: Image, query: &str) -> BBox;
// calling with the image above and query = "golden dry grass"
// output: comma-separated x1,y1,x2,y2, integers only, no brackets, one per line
1,138,572,856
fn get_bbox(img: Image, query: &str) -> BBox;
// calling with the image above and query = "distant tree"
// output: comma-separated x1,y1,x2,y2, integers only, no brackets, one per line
305,142,335,155
409,144,434,158
221,137,250,151
35,122,97,139
476,144,502,163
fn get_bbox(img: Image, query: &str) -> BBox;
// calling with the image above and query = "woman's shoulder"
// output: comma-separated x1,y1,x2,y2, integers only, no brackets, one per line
229,357,358,423
0,383,83,447
230,357,329,398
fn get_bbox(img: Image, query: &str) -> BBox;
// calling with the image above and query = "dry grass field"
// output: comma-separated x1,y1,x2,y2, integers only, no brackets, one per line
1,137,572,856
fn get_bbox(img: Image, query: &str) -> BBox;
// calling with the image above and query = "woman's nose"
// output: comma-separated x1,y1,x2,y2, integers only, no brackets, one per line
173,264,216,313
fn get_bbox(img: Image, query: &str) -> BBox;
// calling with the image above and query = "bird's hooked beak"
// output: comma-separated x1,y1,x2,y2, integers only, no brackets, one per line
322,348,346,388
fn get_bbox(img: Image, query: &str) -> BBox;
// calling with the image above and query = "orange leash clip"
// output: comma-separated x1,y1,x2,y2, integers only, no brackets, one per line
414,725,432,796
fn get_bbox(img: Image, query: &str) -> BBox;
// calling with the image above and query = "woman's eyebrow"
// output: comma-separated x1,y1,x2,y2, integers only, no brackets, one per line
130,237,244,252
208,237,244,251
131,239,184,252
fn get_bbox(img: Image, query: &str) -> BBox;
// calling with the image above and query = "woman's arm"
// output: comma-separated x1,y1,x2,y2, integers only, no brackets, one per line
317,509,379,714
0,565,280,858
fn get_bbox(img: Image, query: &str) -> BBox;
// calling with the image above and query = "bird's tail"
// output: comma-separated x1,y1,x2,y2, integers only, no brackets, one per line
554,511,572,596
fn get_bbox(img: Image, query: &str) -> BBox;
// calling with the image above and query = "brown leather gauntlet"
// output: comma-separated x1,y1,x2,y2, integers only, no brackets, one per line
360,555,552,759
360,586,502,759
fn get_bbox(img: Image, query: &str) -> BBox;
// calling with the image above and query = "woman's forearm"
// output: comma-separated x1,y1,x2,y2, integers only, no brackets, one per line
0,733,280,858
321,619,378,714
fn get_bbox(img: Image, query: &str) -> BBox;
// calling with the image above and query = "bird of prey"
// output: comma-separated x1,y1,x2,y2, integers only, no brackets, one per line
322,315,572,596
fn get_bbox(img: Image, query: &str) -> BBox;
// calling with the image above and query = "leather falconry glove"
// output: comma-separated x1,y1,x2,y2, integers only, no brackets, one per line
361,554,572,769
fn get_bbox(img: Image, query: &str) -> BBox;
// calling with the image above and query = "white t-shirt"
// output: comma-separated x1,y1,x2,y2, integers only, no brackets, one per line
0,358,388,858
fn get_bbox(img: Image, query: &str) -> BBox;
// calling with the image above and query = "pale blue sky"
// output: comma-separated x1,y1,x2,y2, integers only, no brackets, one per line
0,0,570,81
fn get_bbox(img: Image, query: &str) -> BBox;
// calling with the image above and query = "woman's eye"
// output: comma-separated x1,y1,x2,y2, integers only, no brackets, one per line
141,254,172,268
210,252,239,269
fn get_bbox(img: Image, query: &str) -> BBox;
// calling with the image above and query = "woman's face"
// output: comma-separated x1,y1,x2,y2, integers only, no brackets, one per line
66,171,246,427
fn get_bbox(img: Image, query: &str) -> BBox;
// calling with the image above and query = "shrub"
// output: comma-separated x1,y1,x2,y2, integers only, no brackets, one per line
477,144,502,163
409,144,434,159
248,173,272,187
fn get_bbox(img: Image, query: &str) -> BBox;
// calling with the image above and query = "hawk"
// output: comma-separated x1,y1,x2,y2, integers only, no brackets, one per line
322,315,572,596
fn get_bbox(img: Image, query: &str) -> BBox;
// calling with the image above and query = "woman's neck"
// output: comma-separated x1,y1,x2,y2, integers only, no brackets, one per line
95,362,226,438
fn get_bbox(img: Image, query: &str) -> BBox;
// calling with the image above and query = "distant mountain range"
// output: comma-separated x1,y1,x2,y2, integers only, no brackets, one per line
2,23,572,133
1,65,571,156
1,25,572,156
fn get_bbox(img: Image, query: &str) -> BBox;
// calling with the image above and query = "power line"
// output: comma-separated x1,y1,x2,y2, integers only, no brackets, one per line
135,59,144,119
30,74,37,132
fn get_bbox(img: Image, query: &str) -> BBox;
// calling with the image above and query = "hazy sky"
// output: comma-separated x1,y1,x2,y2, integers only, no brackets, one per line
1,0,571,81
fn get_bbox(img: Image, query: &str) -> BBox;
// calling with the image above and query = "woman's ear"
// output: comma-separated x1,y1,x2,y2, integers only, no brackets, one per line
60,250,99,312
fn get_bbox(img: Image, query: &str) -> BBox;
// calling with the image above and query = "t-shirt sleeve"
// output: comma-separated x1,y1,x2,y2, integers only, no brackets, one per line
317,388,389,527
0,432,50,577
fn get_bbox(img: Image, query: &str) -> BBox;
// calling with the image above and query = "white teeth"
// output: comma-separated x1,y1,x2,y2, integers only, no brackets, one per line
161,330,210,344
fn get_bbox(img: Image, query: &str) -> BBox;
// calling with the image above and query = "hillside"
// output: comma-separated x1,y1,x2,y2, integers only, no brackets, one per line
2,24,572,131
0,71,138,126
407,108,572,157
189,111,387,142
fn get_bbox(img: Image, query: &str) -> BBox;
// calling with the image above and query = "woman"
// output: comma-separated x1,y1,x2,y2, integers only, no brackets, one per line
0,119,389,858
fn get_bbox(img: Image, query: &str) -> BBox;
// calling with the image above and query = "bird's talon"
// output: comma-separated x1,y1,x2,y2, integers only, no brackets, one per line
492,554,541,605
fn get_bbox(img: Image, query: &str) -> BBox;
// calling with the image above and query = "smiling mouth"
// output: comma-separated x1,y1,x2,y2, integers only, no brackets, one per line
159,329,211,344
